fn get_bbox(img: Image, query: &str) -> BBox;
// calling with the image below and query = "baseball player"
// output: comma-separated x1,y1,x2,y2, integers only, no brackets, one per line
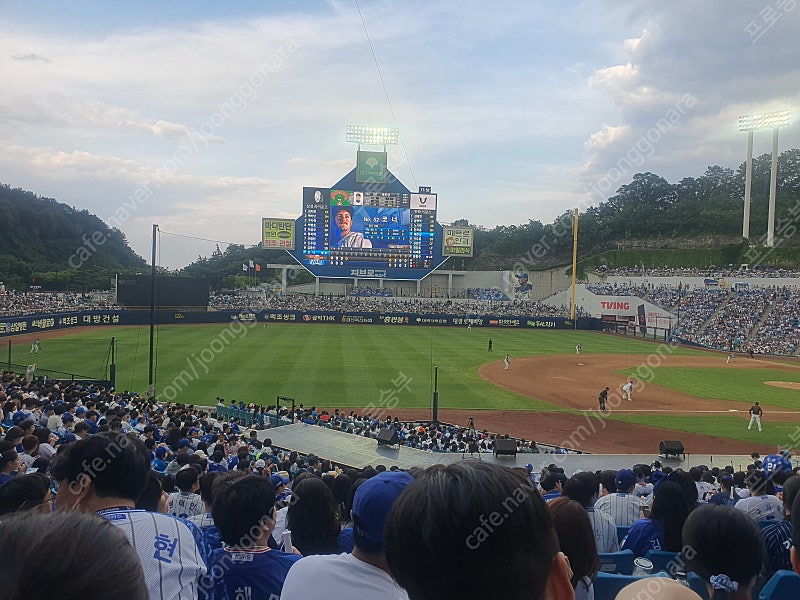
488,337,493,352
622,380,633,401
748,402,763,432
30,338,41,354
727,352,736,364
598,387,609,411
576,344,582,355
504,354,510,370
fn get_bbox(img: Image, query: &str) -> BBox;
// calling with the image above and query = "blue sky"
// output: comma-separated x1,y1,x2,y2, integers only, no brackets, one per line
2,1,799,267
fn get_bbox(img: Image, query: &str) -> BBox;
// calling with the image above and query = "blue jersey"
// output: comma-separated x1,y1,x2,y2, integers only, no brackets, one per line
201,547,301,600
622,518,664,558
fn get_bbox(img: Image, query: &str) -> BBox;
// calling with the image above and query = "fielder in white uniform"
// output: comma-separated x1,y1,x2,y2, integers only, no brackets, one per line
622,380,633,401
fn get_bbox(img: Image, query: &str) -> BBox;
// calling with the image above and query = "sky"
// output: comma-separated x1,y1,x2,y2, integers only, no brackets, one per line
2,0,800,268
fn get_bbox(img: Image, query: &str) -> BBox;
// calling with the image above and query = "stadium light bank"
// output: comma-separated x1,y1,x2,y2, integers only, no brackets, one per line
738,109,791,246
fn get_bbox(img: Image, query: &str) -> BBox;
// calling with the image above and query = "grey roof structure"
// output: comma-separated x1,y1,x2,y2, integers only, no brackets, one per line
257,423,758,474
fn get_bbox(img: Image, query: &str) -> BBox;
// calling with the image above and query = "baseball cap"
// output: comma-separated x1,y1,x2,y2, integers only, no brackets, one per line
352,471,414,549
269,473,288,487
178,438,191,448
155,446,169,457
254,459,266,469
615,469,637,491
59,432,77,445
12,412,32,425
75,406,87,415
61,413,75,423
525,463,533,472
193,450,207,460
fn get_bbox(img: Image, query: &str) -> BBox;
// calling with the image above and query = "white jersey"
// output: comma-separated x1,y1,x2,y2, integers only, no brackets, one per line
281,552,408,600
734,495,784,522
167,492,204,519
98,508,206,600
586,507,619,553
594,493,648,527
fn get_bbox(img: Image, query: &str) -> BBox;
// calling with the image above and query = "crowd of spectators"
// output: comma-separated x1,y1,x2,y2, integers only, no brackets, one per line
3,369,800,599
206,293,579,318
669,288,728,342
0,291,120,318
349,286,393,297
750,290,800,355
601,265,800,278
586,282,649,298
467,287,510,301
694,288,775,351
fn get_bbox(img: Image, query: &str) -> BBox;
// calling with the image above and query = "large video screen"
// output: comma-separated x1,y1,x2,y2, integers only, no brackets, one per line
301,187,436,275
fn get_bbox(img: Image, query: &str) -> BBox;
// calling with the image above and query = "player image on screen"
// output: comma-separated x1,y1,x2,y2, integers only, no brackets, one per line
332,205,372,248
299,185,436,277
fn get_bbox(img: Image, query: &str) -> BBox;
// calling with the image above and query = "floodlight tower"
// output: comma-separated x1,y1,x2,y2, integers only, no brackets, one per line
738,110,791,246
346,124,399,149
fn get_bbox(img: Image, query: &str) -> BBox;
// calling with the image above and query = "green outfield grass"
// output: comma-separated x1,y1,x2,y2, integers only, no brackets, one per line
11,325,800,447
619,366,800,408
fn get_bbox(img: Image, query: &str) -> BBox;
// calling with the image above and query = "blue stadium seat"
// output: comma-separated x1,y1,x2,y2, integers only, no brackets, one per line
597,549,635,575
616,525,630,545
643,550,681,574
758,570,800,600
594,573,647,600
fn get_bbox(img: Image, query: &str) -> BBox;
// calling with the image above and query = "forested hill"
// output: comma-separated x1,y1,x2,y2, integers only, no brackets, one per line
463,149,800,270
0,183,146,289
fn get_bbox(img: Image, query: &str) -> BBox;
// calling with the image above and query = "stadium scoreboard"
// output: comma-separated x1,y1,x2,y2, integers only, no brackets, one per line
285,171,445,279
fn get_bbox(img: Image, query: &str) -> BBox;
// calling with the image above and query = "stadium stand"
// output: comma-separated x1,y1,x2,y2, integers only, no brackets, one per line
3,367,800,598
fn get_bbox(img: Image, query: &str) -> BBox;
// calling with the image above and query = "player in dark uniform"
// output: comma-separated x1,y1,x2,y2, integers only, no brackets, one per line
488,338,493,352
598,387,609,411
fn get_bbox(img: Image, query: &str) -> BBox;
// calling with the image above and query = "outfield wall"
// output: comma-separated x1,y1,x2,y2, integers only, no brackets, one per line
1,309,602,338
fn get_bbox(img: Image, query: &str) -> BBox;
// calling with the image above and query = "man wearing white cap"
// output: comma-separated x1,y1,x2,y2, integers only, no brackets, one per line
281,471,413,599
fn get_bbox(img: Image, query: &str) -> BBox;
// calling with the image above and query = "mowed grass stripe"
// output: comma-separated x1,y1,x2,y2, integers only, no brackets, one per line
611,413,799,449
620,366,800,408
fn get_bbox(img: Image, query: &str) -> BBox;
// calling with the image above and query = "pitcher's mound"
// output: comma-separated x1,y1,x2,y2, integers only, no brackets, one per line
764,381,800,390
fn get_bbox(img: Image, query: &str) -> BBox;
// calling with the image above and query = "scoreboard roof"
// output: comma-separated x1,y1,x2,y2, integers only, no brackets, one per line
329,168,411,194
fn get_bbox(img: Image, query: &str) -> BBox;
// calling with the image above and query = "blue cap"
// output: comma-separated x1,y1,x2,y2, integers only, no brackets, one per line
615,469,637,491
178,438,191,448
352,472,414,546
59,432,77,445
269,474,289,488
75,406,87,414
61,413,74,423
12,411,32,425
155,446,169,457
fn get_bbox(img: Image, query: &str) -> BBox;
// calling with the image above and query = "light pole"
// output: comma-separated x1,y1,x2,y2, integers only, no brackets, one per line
738,110,791,245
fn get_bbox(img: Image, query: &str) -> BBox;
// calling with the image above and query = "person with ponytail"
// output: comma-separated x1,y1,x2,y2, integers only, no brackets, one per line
682,504,765,600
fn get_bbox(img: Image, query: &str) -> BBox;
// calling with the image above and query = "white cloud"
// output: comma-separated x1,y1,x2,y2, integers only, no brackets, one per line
2,1,800,267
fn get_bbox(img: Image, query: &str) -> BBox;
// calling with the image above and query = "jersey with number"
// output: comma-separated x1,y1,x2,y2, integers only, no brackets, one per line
168,491,204,518
98,508,207,600
201,547,301,600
